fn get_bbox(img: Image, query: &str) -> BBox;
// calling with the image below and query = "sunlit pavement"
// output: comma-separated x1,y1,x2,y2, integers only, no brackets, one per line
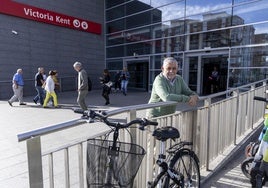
202,153,252,187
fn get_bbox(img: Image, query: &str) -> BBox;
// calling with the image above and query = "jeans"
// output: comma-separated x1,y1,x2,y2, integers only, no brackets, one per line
33,86,45,105
121,80,128,95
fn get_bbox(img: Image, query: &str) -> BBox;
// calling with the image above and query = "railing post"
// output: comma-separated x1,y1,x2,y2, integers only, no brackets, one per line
127,109,137,121
233,89,239,145
78,143,84,188
250,85,256,130
127,109,137,143
127,109,139,187
204,98,211,171
26,136,43,188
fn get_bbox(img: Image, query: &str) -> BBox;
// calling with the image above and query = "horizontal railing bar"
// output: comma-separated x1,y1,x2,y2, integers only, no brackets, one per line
17,118,84,142
17,102,177,142
105,101,177,116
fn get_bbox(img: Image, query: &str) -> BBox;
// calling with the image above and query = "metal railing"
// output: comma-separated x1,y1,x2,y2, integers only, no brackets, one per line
17,80,267,188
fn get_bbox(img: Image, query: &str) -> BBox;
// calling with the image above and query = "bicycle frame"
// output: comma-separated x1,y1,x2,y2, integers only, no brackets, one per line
148,140,181,188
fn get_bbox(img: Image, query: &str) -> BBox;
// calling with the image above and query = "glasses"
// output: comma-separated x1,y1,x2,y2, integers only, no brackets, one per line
165,67,177,71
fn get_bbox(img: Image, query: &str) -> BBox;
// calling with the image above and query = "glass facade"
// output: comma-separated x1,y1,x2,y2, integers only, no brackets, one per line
105,0,268,95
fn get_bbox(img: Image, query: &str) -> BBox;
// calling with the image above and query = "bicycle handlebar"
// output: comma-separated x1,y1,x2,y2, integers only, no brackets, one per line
73,109,158,130
254,96,268,103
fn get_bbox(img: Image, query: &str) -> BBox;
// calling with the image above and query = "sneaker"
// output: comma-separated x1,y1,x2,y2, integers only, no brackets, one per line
19,103,27,105
81,115,88,119
33,99,37,104
105,101,110,105
8,101,12,106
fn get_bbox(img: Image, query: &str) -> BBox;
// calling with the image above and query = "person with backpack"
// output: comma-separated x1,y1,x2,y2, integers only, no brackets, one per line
73,61,88,112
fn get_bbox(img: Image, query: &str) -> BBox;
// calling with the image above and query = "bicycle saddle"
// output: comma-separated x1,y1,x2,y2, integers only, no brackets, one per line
152,126,180,141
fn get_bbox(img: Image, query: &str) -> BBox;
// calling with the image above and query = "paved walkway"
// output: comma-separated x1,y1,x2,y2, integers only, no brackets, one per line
201,128,261,188
0,90,258,187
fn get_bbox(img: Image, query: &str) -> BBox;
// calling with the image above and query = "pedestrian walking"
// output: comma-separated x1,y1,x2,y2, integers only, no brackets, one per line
53,70,60,94
120,67,130,96
208,66,220,93
100,69,112,105
43,70,60,108
114,70,121,92
73,61,88,112
33,67,45,105
49,70,60,106
8,68,26,106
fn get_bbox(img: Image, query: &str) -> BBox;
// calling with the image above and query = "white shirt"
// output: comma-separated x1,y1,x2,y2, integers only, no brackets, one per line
44,76,55,93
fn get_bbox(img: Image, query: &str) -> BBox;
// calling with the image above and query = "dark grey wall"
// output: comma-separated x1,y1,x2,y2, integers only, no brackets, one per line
0,0,104,99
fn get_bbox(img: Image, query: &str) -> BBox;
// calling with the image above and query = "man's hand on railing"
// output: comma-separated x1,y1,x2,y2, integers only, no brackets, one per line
188,95,199,106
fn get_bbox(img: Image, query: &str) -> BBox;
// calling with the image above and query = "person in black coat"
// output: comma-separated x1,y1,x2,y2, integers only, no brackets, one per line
100,69,111,105
114,70,121,92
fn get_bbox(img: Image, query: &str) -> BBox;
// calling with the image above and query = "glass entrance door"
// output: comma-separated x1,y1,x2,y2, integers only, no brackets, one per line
202,56,228,95
185,51,229,96
126,60,149,91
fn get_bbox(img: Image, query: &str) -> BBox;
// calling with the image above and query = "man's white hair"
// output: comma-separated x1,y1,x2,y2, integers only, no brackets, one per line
163,57,178,67
73,61,82,68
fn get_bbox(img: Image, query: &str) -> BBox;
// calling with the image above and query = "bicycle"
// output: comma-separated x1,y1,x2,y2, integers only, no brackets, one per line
147,126,200,187
74,109,158,187
241,141,260,179
241,97,265,179
75,109,200,187
248,96,268,187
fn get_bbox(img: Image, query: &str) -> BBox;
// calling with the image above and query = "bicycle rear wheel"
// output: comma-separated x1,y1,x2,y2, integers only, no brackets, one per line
168,149,200,188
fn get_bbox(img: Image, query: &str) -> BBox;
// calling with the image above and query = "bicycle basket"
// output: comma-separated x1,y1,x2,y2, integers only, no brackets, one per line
86,138,146,187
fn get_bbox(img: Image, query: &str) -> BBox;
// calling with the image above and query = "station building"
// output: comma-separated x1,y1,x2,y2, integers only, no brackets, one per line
1,0,268,99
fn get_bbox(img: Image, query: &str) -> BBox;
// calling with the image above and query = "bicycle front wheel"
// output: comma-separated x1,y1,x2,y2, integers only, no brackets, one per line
241,157,254,179
168,149,200,188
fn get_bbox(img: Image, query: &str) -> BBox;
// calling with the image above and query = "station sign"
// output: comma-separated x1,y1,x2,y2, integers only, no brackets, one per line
1,0,101,34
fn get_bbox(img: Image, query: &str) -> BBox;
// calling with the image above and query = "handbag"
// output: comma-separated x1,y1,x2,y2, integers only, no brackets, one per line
105,81,113,88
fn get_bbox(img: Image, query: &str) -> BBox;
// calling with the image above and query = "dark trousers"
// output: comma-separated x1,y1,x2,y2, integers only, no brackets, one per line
102,86,111,103
33,86,45,105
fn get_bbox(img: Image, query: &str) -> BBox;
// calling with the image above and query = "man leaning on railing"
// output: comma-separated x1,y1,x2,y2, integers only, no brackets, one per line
147,57,198,118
